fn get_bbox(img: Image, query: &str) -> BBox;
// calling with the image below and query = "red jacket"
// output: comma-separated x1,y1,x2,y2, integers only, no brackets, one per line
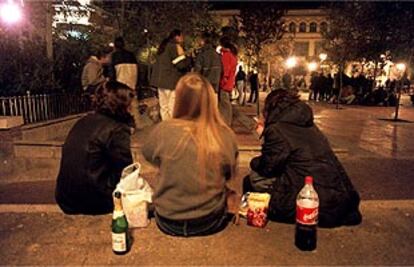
219,48,237,92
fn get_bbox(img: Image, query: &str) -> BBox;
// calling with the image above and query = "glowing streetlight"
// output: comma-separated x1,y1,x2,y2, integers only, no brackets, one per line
0,1,22,24
308,61,318,72
396,63,406,72
286,56,297,69
319,53,327,61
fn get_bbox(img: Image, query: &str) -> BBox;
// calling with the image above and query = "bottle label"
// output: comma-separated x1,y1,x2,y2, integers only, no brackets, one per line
112,232,127,252
296,206,318,225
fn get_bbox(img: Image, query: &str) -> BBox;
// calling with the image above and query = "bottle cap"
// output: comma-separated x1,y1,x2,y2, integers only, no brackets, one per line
305,176,313,184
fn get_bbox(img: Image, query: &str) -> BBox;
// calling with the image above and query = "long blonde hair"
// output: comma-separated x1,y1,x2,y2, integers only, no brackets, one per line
173,73,237,184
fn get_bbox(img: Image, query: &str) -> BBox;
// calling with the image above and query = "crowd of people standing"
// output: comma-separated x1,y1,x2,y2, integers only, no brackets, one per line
308,70,411,107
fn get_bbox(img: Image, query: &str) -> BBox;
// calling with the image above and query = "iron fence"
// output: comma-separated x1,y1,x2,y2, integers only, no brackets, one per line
0,92,91,124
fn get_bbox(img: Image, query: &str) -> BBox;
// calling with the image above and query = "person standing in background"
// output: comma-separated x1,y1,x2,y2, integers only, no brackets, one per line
81,49,109,107
150,29,191,120
248,70,259,104
81,49,107,93
194,32,222,92
109,37,139,126
218,37,238,126
235,66,247,105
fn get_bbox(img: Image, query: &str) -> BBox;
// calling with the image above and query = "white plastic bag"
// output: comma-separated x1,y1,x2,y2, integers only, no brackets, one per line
115,163,153,228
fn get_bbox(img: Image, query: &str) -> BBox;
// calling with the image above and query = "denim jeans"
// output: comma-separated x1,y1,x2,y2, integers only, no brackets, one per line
243,170,277,194
155,207,230,237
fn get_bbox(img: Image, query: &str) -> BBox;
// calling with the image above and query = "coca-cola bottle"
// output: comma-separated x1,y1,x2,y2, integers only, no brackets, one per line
295,176,319,251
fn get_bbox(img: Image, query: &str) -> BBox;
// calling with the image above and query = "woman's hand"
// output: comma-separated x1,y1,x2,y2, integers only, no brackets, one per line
254,117,264,136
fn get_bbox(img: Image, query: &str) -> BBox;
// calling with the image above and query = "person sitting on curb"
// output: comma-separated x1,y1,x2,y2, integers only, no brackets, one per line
143,73,239,237
55,81,135,215
244,88,362,228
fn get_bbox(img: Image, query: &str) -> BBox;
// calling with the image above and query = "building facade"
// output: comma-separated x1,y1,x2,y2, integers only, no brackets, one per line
211,8,329,59
283,9,328,59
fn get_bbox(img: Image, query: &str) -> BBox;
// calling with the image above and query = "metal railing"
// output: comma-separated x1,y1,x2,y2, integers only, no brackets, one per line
0,92,91,124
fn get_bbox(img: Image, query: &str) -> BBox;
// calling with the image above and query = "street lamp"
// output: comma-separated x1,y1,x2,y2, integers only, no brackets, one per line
286,56,297,69
308,61,318,72
0,1,22,24
396,63,406,72
319,53,327,62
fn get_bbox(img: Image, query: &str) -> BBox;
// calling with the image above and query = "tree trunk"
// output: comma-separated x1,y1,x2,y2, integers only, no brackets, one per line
45,1,53,61
336,62,343,110
394,79,402,121
120,0,125,36
45,1,54,86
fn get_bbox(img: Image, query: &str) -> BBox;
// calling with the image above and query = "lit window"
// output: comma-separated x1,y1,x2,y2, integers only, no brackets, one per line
299,22,306,33
310,22,317,33
289,22,296,33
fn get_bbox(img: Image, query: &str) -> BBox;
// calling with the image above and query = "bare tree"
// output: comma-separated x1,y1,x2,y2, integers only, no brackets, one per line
238,2,287,70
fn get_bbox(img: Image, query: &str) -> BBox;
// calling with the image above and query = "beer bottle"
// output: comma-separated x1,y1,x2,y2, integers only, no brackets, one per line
112,191,131,255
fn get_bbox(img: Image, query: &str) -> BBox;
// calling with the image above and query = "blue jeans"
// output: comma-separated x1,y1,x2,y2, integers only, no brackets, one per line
155,207,230,237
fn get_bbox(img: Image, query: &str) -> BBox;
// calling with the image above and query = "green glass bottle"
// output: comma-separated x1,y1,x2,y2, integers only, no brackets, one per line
112,191,131,255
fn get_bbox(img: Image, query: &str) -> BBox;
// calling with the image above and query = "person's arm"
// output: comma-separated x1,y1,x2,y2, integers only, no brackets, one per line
81,63,89,89
171,44,189,71
250,126,290,178
142,124,162,166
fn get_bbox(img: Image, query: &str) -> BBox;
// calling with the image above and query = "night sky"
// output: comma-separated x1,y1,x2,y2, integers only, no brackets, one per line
210,1,324,10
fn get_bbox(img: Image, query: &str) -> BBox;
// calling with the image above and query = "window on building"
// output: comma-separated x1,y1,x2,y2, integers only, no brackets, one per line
294,42,309,57
320,22,328,33
309,22,317,33
289,22,296,33
299,22,306,33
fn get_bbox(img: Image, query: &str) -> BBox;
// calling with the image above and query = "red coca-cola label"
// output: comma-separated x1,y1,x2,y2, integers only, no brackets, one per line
296,206,318,225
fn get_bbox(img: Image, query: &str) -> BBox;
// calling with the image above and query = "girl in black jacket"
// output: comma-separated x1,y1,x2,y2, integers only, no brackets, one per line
244,89,362,227
55,81,134,215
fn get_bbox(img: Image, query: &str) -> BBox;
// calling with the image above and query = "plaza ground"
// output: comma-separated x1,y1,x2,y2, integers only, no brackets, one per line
0,93,414,265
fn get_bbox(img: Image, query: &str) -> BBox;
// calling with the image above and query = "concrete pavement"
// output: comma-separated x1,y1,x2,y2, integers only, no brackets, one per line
1,94,414,265
0,200,413,265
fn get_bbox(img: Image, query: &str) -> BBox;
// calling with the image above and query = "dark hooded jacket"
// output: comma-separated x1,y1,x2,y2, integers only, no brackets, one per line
55,110,133,215
250,100,361,227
